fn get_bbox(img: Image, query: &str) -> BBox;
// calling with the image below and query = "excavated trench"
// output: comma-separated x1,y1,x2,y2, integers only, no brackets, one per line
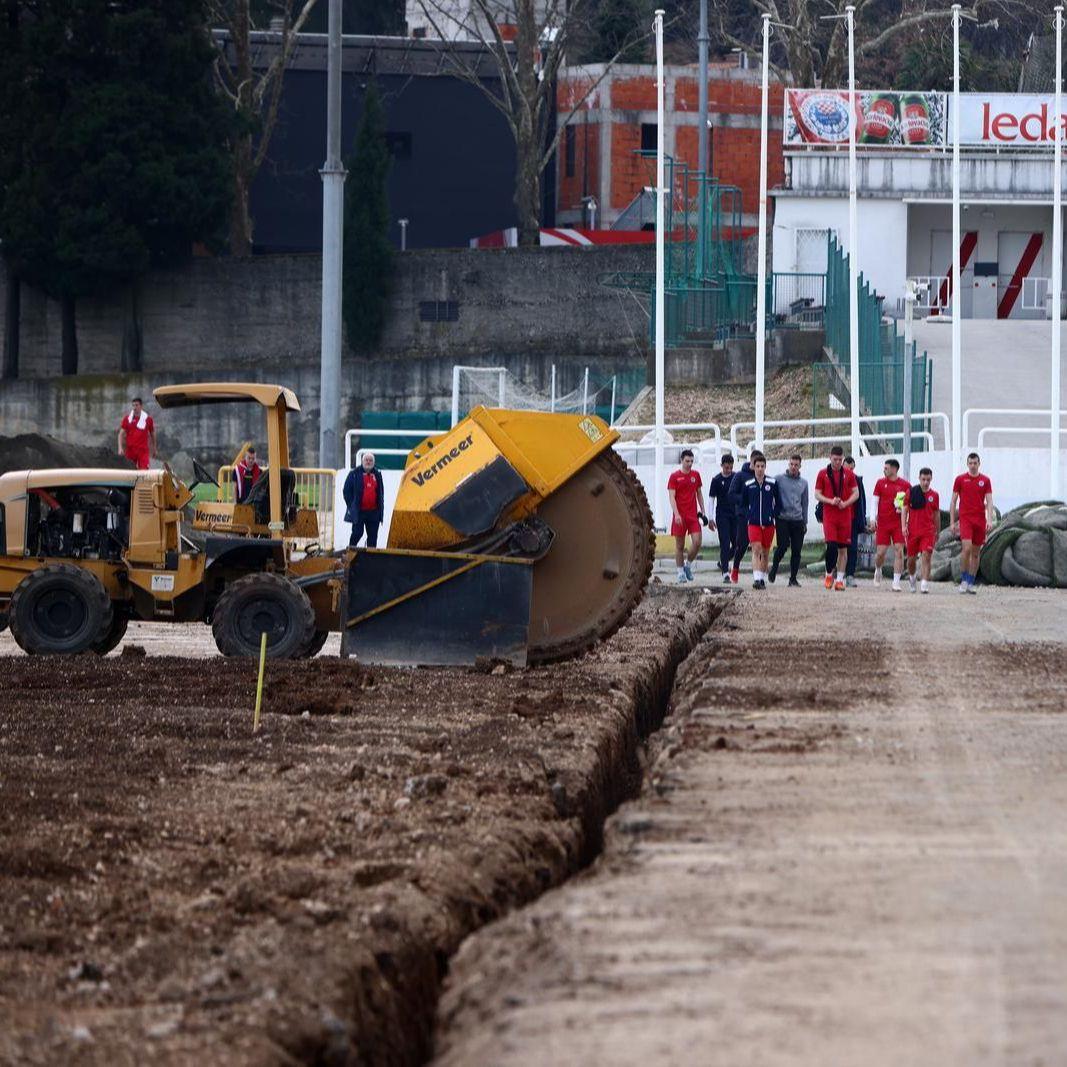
0,589,727,1066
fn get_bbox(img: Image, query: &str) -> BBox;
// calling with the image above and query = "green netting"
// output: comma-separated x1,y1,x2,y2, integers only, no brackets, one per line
931,501,1067,586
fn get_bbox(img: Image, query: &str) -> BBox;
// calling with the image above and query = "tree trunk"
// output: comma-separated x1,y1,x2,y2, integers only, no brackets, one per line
515,140,542,246
514,0,541,246
121,279,143,372
61,295,78,375
3,270,19,380
230,134,254,256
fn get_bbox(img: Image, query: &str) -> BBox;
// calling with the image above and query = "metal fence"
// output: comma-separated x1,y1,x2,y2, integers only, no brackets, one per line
823,234,933,438
216,466,336,551
771,272,826,325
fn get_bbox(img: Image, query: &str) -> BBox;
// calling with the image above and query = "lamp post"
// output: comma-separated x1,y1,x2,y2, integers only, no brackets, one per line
653,8,666,529
1052,5,1063,497
754,13,771,451
846,5,860,460
951,3,962,462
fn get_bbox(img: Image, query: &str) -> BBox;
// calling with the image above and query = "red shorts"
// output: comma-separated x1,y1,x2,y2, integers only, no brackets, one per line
876,520,905,547
671,514,701,537
126,448,150,471
822,512,852,545
747,524,775,549
959,515,987,546
907,530,935,556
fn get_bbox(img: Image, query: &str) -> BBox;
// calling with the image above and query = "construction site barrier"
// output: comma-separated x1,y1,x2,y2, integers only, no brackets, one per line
216,467,337,551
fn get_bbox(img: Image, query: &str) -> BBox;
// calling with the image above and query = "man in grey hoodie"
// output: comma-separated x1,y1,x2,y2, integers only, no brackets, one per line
768,452,809,586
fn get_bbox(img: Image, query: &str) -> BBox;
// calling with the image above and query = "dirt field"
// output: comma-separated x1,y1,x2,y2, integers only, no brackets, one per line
0,590,722,1066
435,584,1067,1065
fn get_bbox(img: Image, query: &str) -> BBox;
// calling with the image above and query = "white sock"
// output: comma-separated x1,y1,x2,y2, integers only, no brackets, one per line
677,567,685,577
921,579,929,591
836,571,844,582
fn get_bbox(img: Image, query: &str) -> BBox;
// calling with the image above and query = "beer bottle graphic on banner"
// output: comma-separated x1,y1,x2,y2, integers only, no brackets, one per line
860,92,898,144
900,93,932,145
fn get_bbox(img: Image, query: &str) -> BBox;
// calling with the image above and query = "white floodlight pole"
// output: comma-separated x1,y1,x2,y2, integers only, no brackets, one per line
847,5,860,460
903,280,916,479
1053,5,1063,497
951,3,962,461
755,13,771,451
654,8,666,528
318,0,345,470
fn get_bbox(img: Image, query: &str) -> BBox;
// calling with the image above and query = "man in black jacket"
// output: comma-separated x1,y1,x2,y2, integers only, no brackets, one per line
343,451,386,548
844,455,867,587
708,453,737,584
727,448,756,583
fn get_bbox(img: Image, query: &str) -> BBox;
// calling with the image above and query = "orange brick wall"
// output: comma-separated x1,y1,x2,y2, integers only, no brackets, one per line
611,77,658,111
611,122,653,211
558,123,601,212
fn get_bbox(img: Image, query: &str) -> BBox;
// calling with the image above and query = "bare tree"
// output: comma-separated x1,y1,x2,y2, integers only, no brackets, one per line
712,0,1014,87
414,0,651,245
210,0,320,256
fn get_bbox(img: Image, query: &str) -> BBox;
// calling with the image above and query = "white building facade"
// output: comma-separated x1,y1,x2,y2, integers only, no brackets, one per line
773,92,1067,321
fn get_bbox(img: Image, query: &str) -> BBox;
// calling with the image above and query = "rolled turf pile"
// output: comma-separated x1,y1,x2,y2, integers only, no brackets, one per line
932,501,1067,586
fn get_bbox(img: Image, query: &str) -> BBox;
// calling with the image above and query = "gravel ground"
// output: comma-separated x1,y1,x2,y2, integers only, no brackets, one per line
0,591,722,1066
434,583,1067,1066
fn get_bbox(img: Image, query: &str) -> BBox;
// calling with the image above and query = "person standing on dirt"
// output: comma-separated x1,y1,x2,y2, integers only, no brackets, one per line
344,451,386,549
233,447,261,503
843,455,867,588
668,449,711,584
739,453,778,590
815,445,859,591
871,458,911,592
951,452,994,595
708,453,737,584
905,467,940,594
769,453,808,587
727,447,758,584
117,397,156,470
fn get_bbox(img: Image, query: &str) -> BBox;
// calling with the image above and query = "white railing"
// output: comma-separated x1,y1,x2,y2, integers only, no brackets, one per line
1022,276,1050,311
964,407,1067,449
343,426,447,471
906,276,949,314
730,412,950,454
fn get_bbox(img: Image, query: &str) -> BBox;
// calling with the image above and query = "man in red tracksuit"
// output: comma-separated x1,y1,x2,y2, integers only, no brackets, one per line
814,445,859,591
117,397,156,470
668,449,711,583
951,452,994,594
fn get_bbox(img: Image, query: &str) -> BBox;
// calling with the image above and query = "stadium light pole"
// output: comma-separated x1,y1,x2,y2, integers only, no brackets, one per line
698,0,709,175
951,3,962,462
318,0,345,470
846,5,860,460
1052,5,1063,498
754,14,771,451
654,8,666,529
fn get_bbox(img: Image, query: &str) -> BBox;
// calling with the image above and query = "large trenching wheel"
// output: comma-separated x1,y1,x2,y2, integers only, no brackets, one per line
527,449,654,664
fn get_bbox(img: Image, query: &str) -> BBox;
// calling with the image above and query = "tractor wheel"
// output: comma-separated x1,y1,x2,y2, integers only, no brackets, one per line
92,611,129,656
212,573,315,659
9,564,113,656
298,630,330,658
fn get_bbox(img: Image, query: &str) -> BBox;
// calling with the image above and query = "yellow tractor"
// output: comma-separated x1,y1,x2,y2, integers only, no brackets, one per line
0,383,652,665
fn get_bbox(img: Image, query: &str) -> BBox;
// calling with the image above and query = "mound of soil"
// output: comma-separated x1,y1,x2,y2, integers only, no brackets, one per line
0,434,134,476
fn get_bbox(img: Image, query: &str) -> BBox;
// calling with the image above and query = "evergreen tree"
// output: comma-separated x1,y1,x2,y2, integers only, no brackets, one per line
0,0,232,374
585,0,650,64
343,80,393,355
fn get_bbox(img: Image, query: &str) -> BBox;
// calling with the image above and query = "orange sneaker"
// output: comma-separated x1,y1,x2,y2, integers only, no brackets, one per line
834,579,846,591
823,574,834,589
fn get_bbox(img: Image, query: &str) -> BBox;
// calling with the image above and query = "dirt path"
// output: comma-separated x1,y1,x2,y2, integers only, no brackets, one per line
0,591,721,1066
434,584,1067,1066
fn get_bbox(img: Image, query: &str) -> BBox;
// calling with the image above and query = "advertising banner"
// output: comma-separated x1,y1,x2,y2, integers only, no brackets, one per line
785,89,946,147
955,94,1067,146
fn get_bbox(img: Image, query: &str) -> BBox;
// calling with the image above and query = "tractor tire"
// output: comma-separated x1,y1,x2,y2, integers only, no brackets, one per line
9,564,114,656
92,611,129,656
298,630,330,659
212,573,315,659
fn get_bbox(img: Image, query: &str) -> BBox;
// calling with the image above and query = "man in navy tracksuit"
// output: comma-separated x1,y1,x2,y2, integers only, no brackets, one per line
707,453,737,584
738,452,779,590
727,448,757,583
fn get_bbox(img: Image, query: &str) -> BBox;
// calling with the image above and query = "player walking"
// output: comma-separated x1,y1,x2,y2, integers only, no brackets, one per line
738,453,778,590
904,467,939,594
871,458,910,591
708,454,737,584
814,445,859,591
950,452,994,594
669,449,711,584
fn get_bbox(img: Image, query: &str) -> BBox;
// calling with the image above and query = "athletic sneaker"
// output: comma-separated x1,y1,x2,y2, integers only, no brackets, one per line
731,568,740,584
834,579,846,591
920,580,929,594
788,577,801,587
873,569,882,588
845,576,857,588
892,577,902,592
824,574,834,590
753,578,766,590
722,572,732,585
908,575,917,593
966,583,978,595
677,572,688,585
683,563,694,582
958,581,970,595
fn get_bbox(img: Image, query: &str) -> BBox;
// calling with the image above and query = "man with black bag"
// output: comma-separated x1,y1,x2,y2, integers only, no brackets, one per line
843,455,868,587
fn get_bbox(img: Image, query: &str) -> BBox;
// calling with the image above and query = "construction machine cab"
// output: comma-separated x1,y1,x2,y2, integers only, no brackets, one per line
153,383,314,540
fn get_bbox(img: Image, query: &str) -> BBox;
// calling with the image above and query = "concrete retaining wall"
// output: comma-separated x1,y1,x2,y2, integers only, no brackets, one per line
662,328,826,387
